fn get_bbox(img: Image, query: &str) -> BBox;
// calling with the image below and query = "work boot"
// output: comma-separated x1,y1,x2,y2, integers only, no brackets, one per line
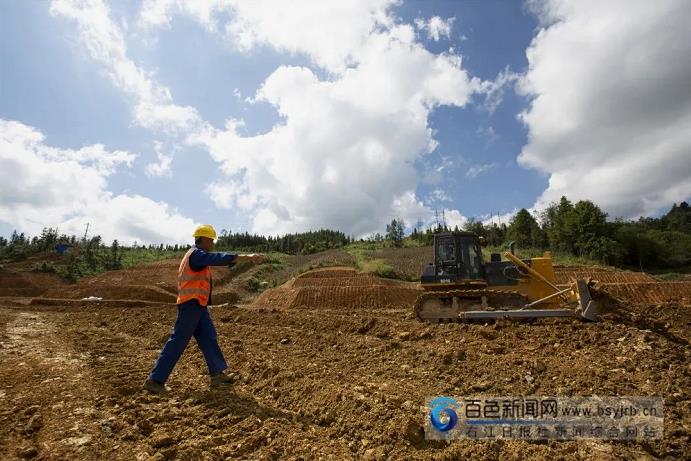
144,378,171,394
210,371,239,387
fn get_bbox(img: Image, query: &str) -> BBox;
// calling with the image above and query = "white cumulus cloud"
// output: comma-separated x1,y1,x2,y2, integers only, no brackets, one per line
414,16,455,41
0,119,195,244
51,0,203,133
188,20,478,235
519,0,691,218
145,141,174,177
139,0,396,75
56,0,479,236
135,2,478,236
444,209,467,229
139,0,226,32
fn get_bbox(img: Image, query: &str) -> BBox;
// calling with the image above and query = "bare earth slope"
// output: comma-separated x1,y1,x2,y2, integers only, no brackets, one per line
0,253,689,460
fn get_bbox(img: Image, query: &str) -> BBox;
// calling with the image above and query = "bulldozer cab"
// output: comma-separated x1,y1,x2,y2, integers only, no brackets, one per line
431,232,483,280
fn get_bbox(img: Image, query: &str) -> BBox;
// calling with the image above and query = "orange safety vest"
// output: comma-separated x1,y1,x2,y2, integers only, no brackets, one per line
176,247,212,306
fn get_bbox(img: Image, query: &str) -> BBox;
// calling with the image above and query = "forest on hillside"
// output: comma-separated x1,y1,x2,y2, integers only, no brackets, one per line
410,198,691,270
1,197,689,273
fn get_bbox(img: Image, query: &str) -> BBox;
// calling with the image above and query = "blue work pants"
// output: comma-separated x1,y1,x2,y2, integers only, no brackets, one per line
149,300,227,383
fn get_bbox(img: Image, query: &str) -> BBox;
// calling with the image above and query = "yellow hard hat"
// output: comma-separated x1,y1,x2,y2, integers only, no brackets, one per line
193,224,217,240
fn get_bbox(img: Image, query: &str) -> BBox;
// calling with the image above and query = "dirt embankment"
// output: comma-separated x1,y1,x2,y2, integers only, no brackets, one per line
32,259,238,305
251,267,422,310
553,265,658,285
0,270,56,298
597,281,691,305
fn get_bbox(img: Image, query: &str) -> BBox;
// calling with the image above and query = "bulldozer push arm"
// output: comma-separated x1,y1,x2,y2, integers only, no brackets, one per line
503,251,567,299
502,251,599,320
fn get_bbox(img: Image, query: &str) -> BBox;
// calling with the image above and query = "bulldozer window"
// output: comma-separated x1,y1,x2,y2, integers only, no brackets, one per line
438,240,456,262
460,240,482,279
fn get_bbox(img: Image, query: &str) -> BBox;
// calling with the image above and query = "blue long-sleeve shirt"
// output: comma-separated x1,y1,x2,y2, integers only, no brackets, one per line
181,245,237,306
189,246,237,271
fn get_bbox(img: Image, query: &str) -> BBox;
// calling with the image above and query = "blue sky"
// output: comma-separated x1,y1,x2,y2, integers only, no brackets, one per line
1,0,689,244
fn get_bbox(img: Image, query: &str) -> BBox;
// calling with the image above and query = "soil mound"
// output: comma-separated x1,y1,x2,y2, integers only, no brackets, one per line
553,265,656,284
41,258,238,304
252,267,421,310
598,281,691,305
0,269,61,297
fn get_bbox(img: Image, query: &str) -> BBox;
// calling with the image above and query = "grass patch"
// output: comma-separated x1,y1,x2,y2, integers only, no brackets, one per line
30,261,57,274
346,245,403,279
257,252,288,266
345,246,369,270
359,258,397,278
245,277,269,292
119,248,186,268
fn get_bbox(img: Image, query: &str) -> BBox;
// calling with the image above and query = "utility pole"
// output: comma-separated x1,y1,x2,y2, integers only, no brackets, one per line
83,222,90,242
434,208,439,229
441,209,447,229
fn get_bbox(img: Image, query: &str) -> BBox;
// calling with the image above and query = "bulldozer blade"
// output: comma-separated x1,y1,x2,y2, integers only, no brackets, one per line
458,308,576,320
575,278,599,321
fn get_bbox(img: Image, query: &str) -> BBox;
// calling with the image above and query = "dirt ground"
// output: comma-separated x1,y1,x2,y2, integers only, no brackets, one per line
0,257,689,460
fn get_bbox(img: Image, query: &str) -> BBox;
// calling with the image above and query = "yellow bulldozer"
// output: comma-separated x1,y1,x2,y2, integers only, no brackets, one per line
415,231,600,322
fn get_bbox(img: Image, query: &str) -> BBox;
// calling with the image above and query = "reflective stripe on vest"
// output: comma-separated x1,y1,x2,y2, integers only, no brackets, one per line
176,248,212,306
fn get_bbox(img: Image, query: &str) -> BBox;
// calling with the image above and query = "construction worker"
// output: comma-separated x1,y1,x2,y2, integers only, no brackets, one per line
144,224,263,394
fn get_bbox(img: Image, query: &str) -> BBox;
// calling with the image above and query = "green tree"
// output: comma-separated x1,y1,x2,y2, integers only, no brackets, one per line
663,201,691,233
107,240,123,270
645,229,691,268
386,219,405,247
462,218,487,237
543,197,616,259
586,236,625,265
569,200,608,256
485,223,507,247
542,196,575,252
507,209,546,248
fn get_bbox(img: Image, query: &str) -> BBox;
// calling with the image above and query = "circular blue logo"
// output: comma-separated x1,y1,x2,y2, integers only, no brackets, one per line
429,397,459,432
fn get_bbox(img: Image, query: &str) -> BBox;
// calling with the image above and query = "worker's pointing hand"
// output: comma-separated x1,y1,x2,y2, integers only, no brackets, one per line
236,253,264,264
247,253,264,264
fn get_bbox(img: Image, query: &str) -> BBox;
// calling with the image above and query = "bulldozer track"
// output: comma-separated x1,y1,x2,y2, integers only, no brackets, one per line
414,289,529,322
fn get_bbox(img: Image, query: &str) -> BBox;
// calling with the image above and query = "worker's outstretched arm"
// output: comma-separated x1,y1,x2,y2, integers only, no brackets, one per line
189,248,237,270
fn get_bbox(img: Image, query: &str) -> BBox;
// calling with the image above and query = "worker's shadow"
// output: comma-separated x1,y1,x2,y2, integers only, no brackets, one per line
178,387,310,425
